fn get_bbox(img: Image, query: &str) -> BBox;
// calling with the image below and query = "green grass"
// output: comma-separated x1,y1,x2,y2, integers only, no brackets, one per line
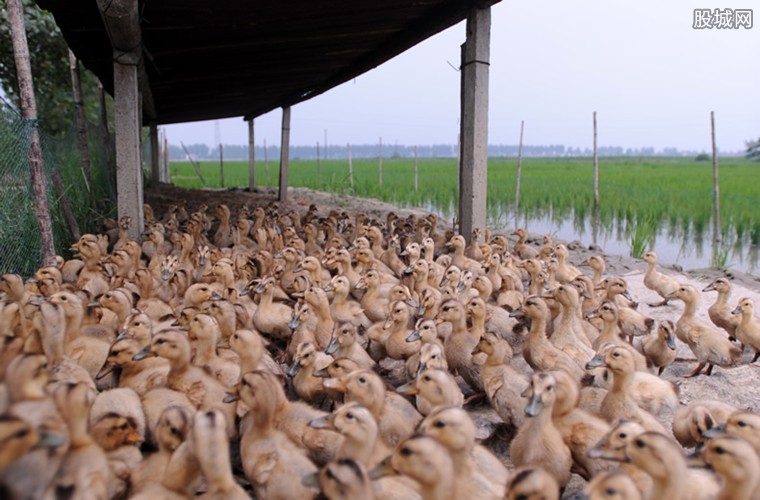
169,156,760,252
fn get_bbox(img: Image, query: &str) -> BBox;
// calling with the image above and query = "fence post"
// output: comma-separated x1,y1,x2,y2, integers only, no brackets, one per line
514,120,524,229
68,49,93,203
592,111,600,243
711,111,720,243
278,106,291,202
414,145,418,192
219,143,224,188
264,138,269,184
248,118,255,189
316,141,321,182
378,137,383,186
348,143,354,189
7,0,56,266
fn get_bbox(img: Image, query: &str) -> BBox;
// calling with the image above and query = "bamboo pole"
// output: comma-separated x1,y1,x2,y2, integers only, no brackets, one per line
68,49,93,201
378,136,383,186
7,0,56,266
414,145,418,192
247,118,255,189
592,111,600,243
163,133,169,182
348,143,354,189
316,141,321,181
514,120,524,229
219,143,224,188
711,111,720,243
264,138,269,184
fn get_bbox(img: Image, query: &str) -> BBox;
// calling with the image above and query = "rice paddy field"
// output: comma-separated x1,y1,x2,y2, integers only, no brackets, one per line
169,157,760,276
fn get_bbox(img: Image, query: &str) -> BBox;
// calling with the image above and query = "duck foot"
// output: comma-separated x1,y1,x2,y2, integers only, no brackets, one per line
648,299,670,307
704,363,715,376
463,392,486,405
685,362,706,378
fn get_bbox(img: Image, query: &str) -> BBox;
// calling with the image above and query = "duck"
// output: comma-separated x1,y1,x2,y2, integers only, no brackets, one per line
642,251,680,307
732,297,760,362
703,277,740,340
252,276,294,339
418,406,508,499
636,320,677,375
301,284,337,351
510,372,573,488
668,284,741,377
98,336,169,396
588,301,650,372
0,415,65,472
582,471,643,500
325,321,377,371
289,340,334,405
356,270,394,323
553,243,581,283
369,435,456,500
192,409,250,500
580,254,607,287
383,300,419,360
238,370,319,499
187,313,240,388
228,328,283,380
587,420,653,498
323,369,422,448
133,329,237,438
465,293,518,347
623,431,720,500
504,467,559,500
547,284,595,365
511,296,587,383
600,279,654,343
704,411,760,456
396,368,464,416
45,382,114,500
703,434,760,500
472,331,529,428
672,399,738,449
436,299,483,392
511,228,539,260
326,275,372,330
549,369,613,480
586,346,670,434
446,235,483,275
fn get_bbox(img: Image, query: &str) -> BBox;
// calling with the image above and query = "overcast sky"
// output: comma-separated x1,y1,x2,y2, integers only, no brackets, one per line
164,0,759,152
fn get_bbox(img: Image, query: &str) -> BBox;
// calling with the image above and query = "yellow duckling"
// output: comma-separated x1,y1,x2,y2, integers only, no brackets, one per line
382,300,420,360
703,277,740,340
418,406,507,499
588,301,650,372
238,370,319,499
703,411,760,456
187,313,240,388
325,321,377,371
289,340,334,404
307,458,377,500
97,336,169,396
642,251,680,307
192,409,250,500
672,399,738,449
396,368,464,416
436,299,483,392
369,435,456,500
511,228,540,260
636,320,677,375
0,415,65,473
669,284,741,377
504,467,559,500
582,470,643,500
472,331,528,429
325,275,372,330
587,420,653,498
252,276,295,339
510,372,573,488
356,269,394,323
702,434,760,500
732,297,760,362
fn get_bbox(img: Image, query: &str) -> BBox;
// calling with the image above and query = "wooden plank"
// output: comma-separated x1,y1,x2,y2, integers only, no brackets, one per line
278,106,291,202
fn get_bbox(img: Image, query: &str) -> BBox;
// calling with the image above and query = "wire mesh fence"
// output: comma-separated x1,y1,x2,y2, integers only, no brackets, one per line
0,96,116,277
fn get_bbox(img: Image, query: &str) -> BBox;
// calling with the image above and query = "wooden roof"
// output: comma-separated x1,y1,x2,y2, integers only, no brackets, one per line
36,0,499,125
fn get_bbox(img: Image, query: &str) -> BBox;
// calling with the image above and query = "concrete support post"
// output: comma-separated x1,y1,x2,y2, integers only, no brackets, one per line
114,60,144,239
458,6,490,242
278,106,291,202
248,118,255,189
150,123,159,187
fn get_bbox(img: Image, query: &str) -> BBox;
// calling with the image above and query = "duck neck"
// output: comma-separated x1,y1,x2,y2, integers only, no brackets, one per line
610,367,633,394
64,305,84,341
340,433,376,466
193,338,217,365
681,297,698,318
600,318,621,343
649,461,685,499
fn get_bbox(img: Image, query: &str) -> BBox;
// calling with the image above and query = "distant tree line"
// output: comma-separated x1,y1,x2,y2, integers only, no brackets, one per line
169,143,737,161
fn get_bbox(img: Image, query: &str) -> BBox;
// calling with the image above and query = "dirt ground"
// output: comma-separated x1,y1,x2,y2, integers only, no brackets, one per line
145,183,760,496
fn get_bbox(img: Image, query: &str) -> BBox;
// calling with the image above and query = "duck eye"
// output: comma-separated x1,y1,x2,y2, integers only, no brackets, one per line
605,488,616,495
13,428,29,439
634,438,645,448
358,377,366,384
157,339,166,345
547,385,554,391
434,420,445,428
714,446,726,455
423,375,431,382
619,432,627,439
345,412,354,420
737,420,747,427
400,447,412,457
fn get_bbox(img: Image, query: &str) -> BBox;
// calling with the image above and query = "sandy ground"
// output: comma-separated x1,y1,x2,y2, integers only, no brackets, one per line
145,183,760,496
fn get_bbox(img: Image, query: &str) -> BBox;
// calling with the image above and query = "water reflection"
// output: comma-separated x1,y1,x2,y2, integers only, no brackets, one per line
413,201,759,277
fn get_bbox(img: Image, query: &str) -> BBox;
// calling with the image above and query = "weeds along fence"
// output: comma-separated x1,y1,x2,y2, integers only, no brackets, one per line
0,96,116,277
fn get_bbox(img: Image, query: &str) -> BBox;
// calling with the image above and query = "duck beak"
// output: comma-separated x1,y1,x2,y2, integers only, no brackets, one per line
702,424,726,439
471,344,481,356
396,381,418,396
210,291,223,301
416,304,426,317
439,277,449,287
322,377,347,392
702,283,716,292
132,346,155,361
509,307,523,318
308,414,334,430
732,306,742,315
34,431,67,450
96,364,114,380
115,330,129,341
218,338,230,349
524,394,543,417
125,431,142,445
161,270,170,281
288,315,301,330
383,317,394,330
313,366,329,378
223,390,240,404
585,311,599,320
406,330,422,343
301,472,320,488
586,446,605,459
369,456,395,480
325,337,339,355
666,335,676,350
622,290,633,302
238,287,249,297
404,265,414,274
323,284,334,293
287,360,301,377
585,354,605,370
198,255,206,266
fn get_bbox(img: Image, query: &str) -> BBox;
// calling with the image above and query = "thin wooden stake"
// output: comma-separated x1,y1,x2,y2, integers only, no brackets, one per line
593,111,599,218
514,120,525,228
711,111,720,243
7,0,56,266
316,141,321,181
348,143,354,189
264,138,269,184
378,136,383,186
68,49,93,201
163,133,169,182
219,143,224,188
414,145,418,192
181,141,205,186
248,118,255,189
50,170,81,241
98,81,115,190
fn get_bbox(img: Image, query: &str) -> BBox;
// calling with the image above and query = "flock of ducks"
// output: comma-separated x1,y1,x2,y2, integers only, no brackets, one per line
0,198,759,500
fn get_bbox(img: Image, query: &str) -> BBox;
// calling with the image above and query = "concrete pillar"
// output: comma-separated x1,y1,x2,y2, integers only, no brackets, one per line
248,118,255,189
458,6,490,242
278,107,291,202
114,60,144,239
150,123,159,186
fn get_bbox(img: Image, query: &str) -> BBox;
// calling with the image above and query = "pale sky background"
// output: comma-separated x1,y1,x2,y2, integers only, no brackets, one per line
165,0,759,153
